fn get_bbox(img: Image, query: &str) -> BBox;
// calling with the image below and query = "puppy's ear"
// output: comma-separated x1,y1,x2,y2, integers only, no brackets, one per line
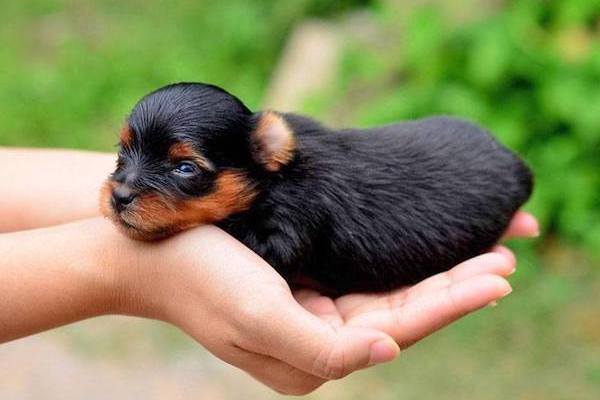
251,111,295,172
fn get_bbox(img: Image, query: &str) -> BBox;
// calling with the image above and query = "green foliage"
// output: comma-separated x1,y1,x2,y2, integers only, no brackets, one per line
324,0,600,256
0,0,367,149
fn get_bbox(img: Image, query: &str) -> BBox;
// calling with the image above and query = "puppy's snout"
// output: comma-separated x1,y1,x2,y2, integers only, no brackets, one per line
111,185,137,212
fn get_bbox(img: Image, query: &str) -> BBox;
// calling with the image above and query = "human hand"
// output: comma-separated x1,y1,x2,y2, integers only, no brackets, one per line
289,212,536,394
111,211,537,395
294,211,539,350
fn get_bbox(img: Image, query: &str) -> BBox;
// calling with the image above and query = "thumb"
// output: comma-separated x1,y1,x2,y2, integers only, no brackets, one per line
247,295,400,379
170,226,400,378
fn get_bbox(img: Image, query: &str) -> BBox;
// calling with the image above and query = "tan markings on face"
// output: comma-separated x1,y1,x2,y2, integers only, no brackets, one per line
168,142,213,171
253,111,296,172
100,171,256,240
99,179,117,218
119,125,133,147
174,170,257,225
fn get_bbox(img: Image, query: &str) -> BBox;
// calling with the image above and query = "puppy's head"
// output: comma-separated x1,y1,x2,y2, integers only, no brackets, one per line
100,82,296,240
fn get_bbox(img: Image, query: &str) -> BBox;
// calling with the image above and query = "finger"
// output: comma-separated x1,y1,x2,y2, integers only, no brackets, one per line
294,289,345,327
293,288,321,304
235,293,399,380
334,292,381,318
402,252,515,302
490,245,516,264
503,211,539,239
347,274,512,348
337,252,514,320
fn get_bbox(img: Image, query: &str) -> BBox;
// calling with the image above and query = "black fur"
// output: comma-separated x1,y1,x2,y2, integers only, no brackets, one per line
115,82,534,295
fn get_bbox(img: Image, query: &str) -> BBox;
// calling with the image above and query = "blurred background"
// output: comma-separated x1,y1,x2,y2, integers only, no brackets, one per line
0,0,598,398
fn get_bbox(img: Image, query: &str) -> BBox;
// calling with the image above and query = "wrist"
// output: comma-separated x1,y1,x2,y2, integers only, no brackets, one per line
67,218,129,318
83,218,176,321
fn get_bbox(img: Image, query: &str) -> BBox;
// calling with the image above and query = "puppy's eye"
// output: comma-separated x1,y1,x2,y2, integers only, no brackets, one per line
172,161,198,176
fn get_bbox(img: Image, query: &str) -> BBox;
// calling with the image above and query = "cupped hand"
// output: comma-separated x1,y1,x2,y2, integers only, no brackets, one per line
119,211,537,395
294,211,539,348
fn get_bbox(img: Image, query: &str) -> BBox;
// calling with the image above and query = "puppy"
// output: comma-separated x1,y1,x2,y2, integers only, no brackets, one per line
101,82,533,295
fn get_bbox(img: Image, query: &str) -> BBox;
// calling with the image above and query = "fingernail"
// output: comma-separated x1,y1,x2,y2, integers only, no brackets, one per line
509,267,517,276
368,338,399,365
489,287,511,307
524,214,540,237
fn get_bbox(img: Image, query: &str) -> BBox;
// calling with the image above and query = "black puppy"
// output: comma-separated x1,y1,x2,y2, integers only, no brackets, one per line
101,82,533,295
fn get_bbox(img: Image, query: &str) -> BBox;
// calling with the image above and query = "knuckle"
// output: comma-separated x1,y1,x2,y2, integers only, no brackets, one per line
312,346,347,380
445,285,464,317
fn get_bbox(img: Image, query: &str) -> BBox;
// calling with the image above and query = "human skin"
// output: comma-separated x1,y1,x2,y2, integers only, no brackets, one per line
0,147,538,394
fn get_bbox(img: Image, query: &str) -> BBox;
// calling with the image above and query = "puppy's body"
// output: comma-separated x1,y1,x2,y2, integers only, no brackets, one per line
223,114,532,293
102,83,533,295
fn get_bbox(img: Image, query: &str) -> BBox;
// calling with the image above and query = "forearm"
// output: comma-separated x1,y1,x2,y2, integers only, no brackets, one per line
0,218,123,343
0,217,229,344
0,148,114,231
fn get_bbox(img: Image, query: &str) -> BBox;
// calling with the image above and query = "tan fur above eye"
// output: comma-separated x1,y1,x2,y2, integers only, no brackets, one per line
252,111,296,172
168,142,213,171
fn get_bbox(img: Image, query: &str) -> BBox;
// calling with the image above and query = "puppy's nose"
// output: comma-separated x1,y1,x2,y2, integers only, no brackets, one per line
111,186,137,212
